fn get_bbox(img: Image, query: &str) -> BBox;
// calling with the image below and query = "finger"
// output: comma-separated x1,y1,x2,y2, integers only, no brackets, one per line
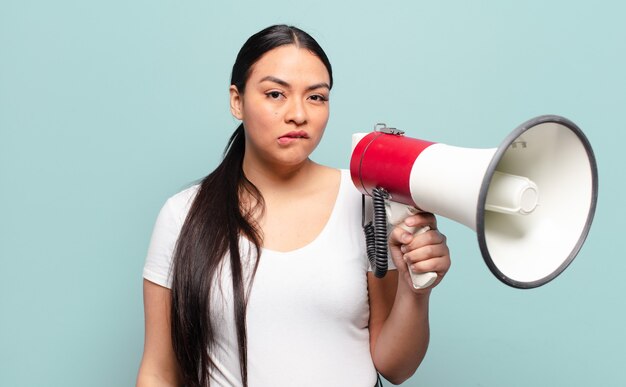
401,230,446,255
389,225,414,247
404,212,437,230
403,243,450,264
408,255,451,275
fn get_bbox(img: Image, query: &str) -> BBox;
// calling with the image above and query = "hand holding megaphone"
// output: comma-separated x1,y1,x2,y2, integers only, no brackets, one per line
351,115,598,289
386,201,439,289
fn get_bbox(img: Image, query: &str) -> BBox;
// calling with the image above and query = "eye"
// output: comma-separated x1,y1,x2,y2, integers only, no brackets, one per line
266,91,285,100
308,94,328,103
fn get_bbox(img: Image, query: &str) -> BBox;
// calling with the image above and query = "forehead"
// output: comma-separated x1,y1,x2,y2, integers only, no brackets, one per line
247,45,330,84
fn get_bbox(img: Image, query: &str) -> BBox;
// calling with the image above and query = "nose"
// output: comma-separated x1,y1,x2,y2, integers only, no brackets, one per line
285,98,307,126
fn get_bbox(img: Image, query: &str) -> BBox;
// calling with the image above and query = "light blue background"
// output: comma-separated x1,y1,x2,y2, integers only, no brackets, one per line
1,1,624,386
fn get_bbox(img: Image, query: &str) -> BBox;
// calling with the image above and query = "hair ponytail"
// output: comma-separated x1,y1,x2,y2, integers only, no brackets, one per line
170,124,263,387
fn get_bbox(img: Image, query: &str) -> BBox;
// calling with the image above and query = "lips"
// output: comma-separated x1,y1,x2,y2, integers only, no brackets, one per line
278,130,310,140
277,131,310,145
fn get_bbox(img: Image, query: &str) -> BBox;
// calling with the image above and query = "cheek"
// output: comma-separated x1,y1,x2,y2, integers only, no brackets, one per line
242,106,278,135
322,110,330,125
244,103,281,125
243,110,280,144
310,115,329,147
314,109,330,130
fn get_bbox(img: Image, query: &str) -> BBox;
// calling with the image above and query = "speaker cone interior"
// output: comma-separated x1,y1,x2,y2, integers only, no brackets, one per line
477,115,598,288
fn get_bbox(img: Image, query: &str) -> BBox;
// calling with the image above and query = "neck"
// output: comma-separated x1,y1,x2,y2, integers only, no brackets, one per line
242,156,317,194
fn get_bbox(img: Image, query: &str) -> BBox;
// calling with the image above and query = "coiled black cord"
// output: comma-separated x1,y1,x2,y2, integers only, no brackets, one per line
363,188,389,278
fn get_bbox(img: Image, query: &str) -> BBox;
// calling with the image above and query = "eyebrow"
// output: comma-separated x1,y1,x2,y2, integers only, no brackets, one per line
259,76,330,91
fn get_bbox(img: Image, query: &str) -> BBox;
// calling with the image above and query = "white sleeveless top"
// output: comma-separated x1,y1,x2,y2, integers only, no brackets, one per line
143,170,391,386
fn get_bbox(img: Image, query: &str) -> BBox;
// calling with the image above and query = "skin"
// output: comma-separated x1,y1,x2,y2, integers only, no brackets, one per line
137,44,451,386
229,45,338,253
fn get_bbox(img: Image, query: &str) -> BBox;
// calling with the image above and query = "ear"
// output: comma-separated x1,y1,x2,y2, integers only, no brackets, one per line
229,85,243,120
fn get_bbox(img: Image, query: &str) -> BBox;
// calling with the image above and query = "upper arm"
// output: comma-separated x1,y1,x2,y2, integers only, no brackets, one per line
136,279,181,387
367,270,398,354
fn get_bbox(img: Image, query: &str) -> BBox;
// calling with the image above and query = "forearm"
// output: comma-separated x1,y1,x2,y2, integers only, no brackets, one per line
372,284,431,384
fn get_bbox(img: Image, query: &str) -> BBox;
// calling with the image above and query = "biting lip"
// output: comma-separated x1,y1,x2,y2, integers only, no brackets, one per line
278,130,310,140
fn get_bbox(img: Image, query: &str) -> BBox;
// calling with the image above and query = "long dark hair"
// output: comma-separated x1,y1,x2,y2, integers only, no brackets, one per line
170,25,333,387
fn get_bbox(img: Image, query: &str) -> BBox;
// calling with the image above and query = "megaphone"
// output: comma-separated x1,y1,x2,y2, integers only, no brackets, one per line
350,115,598,289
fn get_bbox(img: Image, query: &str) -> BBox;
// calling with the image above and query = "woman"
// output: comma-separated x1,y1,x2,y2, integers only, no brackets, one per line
137,25,451,387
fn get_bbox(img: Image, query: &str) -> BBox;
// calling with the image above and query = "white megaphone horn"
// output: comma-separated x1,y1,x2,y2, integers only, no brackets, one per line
350,115,598,289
